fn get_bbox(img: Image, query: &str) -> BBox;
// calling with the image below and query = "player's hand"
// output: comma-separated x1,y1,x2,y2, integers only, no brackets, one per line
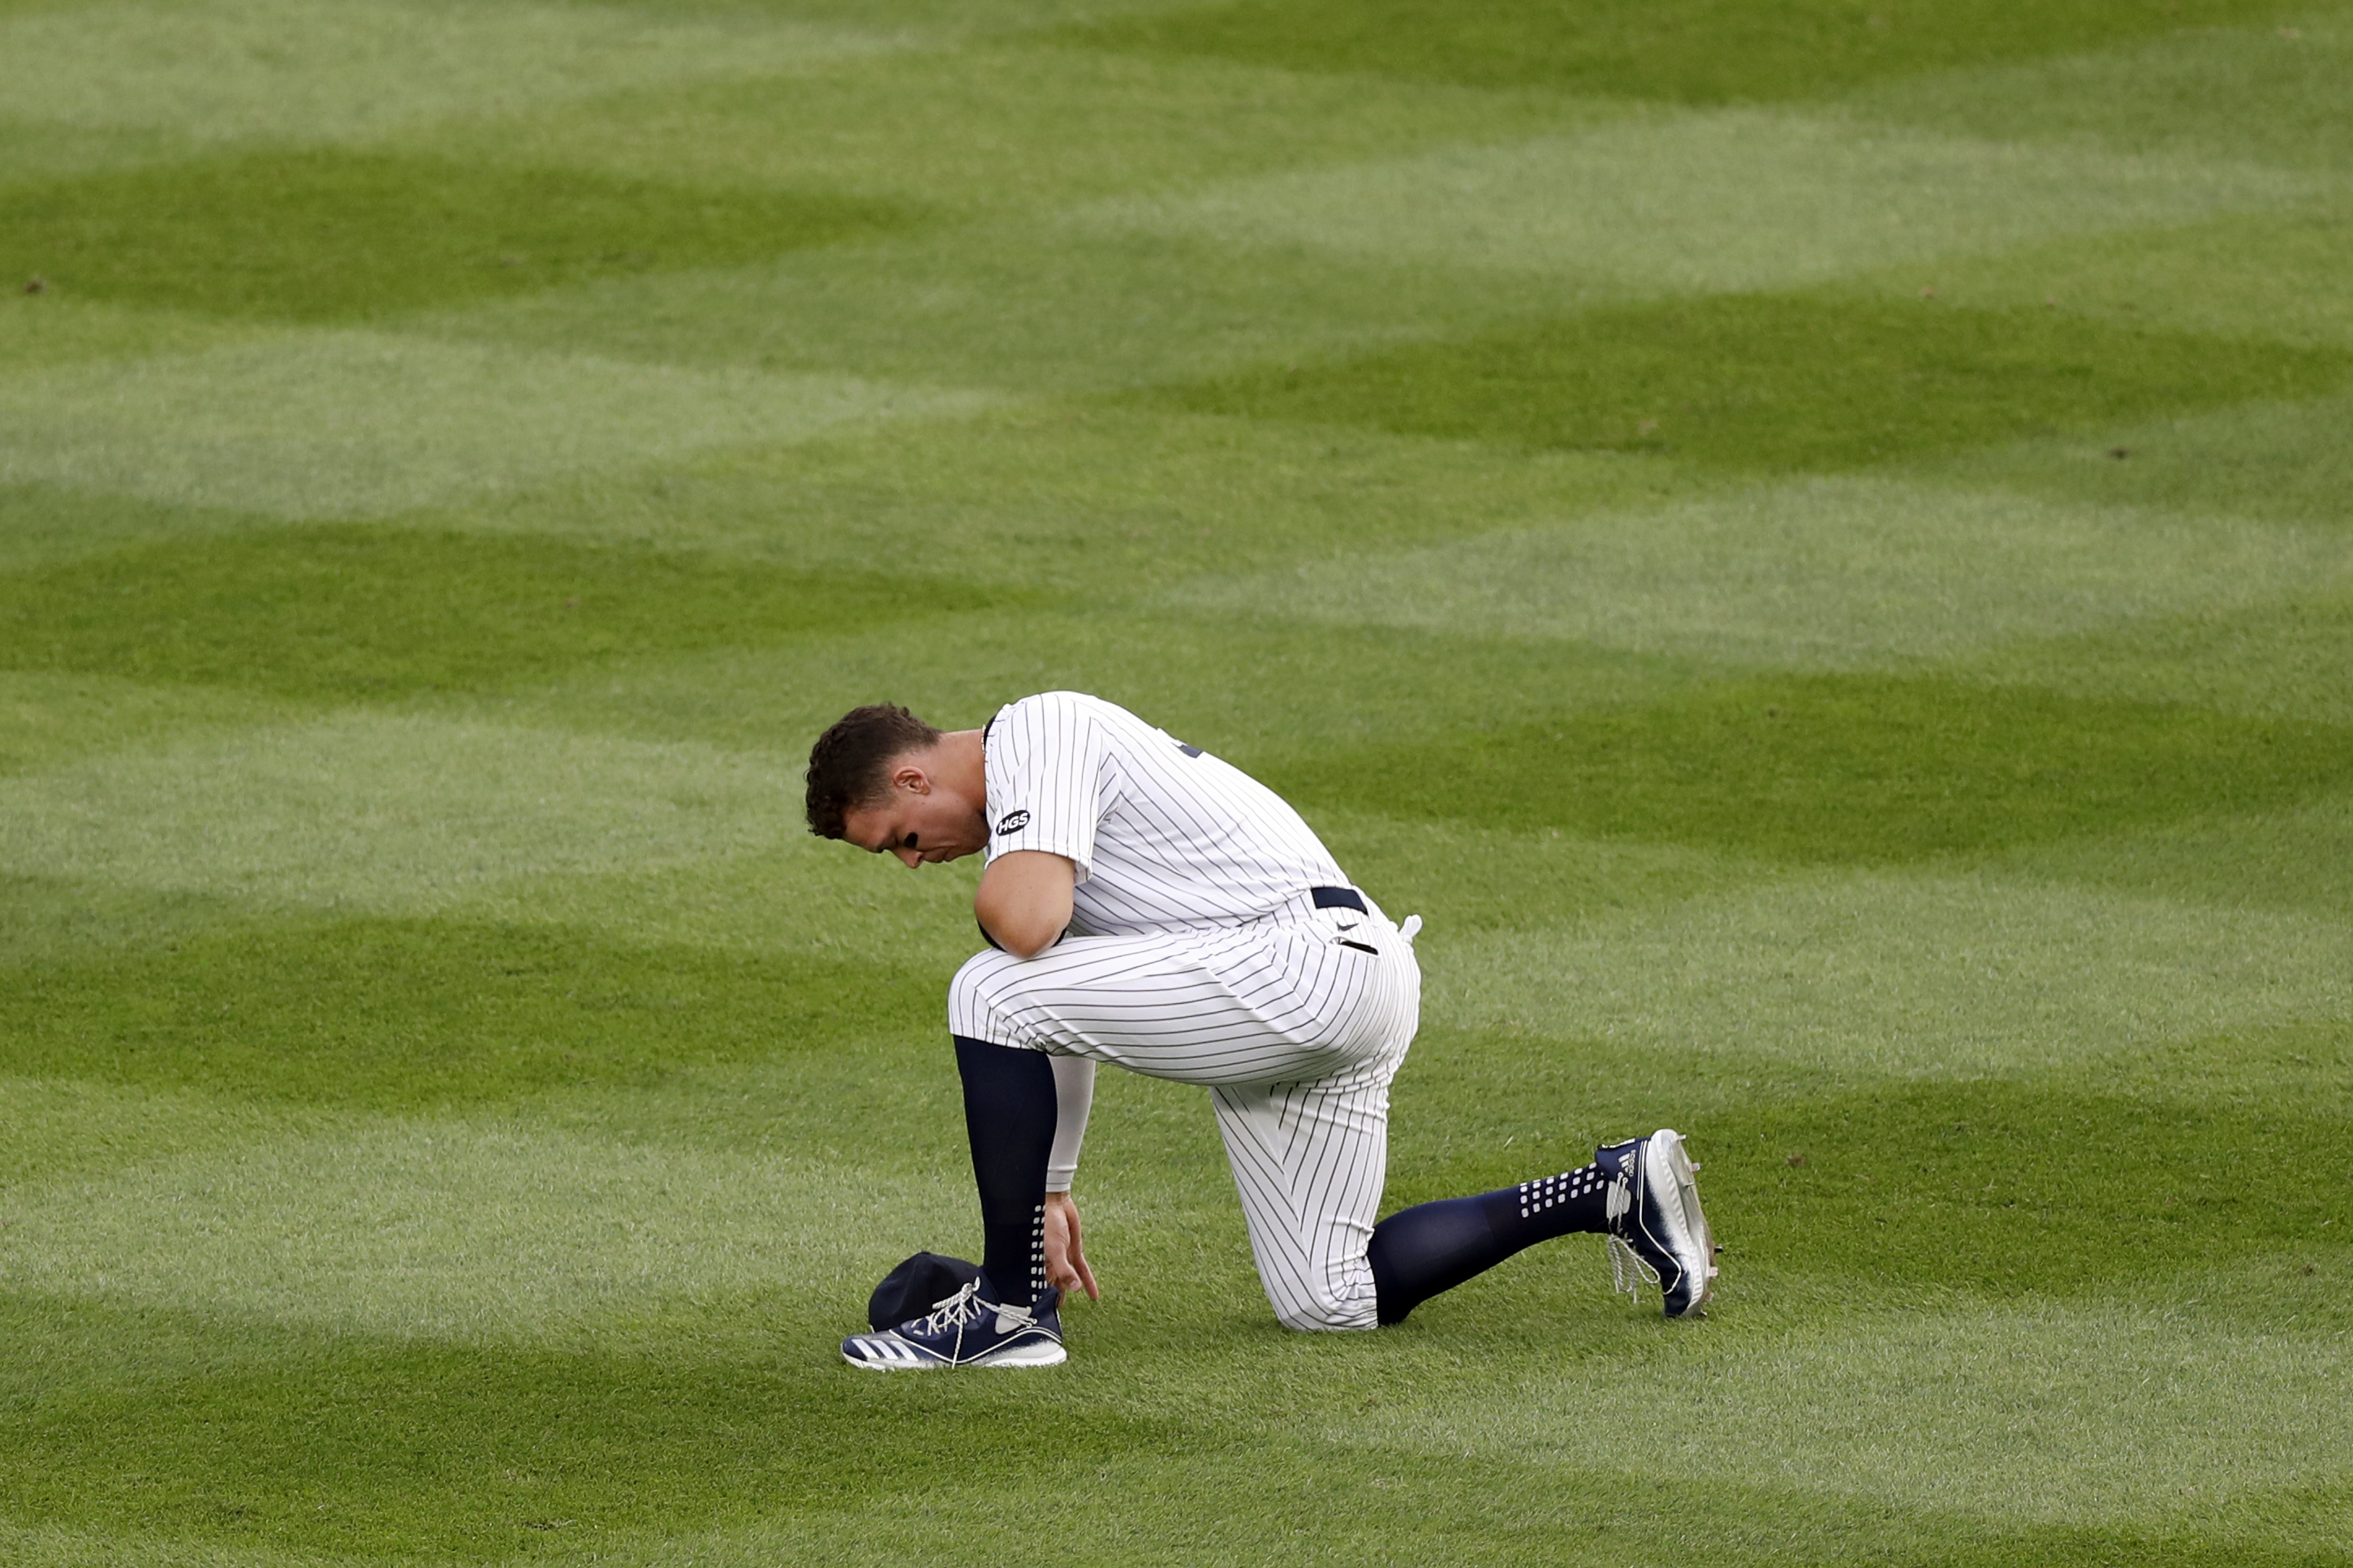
1043,1191,1099,1302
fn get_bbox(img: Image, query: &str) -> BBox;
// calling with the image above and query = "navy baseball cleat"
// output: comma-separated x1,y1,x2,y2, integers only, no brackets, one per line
842,1281,1066,1370
1597,1130,1717,1318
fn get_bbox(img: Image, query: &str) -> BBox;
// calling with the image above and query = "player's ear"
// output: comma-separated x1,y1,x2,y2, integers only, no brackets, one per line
890,759,931,795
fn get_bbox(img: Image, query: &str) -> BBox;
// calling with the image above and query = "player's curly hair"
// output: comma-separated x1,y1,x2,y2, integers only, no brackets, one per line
804,704,942,839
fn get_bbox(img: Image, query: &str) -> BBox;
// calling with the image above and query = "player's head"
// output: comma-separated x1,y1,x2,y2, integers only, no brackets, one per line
806,704,940,838
807,704,986,866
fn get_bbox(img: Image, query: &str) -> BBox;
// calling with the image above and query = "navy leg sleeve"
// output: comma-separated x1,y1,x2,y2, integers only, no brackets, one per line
954,1034,1056,1310
1368,1163,1612,1326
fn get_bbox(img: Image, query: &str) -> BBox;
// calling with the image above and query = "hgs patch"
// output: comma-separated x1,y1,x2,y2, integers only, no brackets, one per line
996,810,1031,836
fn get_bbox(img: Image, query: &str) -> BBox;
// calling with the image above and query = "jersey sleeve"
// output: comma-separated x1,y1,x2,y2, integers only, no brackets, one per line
984,693,1111,881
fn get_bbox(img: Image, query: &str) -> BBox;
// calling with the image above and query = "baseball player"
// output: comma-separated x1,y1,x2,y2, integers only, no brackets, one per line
805,692,1715,1369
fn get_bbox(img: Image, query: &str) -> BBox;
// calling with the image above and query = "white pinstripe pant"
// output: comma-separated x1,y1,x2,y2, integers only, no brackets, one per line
948,896,1421,1332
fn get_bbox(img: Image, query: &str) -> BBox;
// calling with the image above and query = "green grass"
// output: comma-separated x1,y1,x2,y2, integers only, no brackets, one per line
1268,674,2353,861
2,0,2349,1564
1154,291,2353,470
0,525,1010,698
1073,0,2307,101
3,149,912,323
0,916,937,1108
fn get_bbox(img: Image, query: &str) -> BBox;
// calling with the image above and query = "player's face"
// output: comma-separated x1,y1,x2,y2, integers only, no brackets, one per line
841,769,987,869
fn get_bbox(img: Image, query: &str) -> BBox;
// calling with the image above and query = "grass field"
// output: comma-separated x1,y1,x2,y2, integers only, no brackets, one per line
3,1,2351,1562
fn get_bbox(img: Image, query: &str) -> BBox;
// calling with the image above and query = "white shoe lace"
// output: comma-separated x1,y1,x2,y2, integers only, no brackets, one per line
1606,1234,1659,1303
911,1281,1034,1337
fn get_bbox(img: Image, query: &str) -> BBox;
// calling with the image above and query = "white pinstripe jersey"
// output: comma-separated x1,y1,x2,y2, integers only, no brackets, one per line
983,691,1348,937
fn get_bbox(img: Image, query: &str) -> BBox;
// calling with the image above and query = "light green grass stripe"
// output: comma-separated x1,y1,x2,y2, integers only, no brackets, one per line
0,670,290,775
0,1075,303,1193
0,706,985,965
1989,792,2353,923
429,41,1614,215
1851,209,2353,352
0,1523,382,1568
1429,864,2353,1077
0,1114,959,1345
0,330,993,519
1976,598,2353,730
0,0,900,155
1159,474,2353,671
0,713,814,911
1367,1286,2347,1527
0,295,252,373
414,408,1687,593
1843,6,2353,174
1084,109,2322,291
431,114,2319,394
1933,388,2353,536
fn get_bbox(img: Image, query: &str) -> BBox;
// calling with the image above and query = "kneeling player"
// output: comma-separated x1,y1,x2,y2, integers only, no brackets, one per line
805,692,1715,1368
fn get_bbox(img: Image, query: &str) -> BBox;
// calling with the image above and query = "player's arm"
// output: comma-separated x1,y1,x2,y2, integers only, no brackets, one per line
973,849,1075,959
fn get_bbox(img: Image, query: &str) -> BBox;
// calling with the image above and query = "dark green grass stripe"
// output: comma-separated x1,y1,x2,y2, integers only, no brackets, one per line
2,1291,2339,1562
1071,0,2308,103
1265,673,2353,864
0,916,941,1111
0,149,917,323
1146,293,2353,474
0,525,1028,700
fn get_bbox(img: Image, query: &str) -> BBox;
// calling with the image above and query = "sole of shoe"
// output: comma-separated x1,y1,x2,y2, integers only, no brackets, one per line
968,1336,1068,1368
1644,1129,1717,1317
839,1335,1068,1371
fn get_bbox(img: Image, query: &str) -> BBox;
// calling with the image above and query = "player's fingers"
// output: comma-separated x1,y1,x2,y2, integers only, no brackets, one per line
1060,1201,1100,1299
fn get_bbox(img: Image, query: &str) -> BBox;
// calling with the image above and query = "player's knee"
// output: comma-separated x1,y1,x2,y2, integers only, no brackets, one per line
1271,1290,1377,1334
948,949,1022,1040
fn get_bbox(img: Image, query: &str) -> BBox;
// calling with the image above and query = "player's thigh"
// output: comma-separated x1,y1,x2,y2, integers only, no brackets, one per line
948,929,1373,1085
1209,1067,1393,1332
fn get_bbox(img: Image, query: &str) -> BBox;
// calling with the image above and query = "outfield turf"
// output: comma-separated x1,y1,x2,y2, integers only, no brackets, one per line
2,1,2349,1562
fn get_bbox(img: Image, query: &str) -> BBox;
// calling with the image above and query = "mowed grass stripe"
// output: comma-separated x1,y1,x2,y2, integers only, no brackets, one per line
0,330,996,518
1934,389,2353,532
0,712,816,911
0,713,993,967
0,0,900,157
1162,475,2353,669
1425,868,2353,1076
1847,208,2353,354
1371,1287,2348,1526
1971,591,2353,729
4,1437,2341,1568
2,149,917,323
1843,6,2353,172
1070,0,2308,103
422,41,1616,218
0,1117,972,1344
0,917,941,1110
0,524,1023,700
1262,671,2353,862
433,113,2315,392
1088,110,2316,289
1148,292,2353,472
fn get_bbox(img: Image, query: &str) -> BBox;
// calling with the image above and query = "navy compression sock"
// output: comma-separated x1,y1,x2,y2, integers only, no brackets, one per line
952,1035,1055,1311
1366,1163,1613,1326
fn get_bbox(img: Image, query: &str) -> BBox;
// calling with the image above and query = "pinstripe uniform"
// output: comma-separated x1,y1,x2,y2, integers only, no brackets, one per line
949,692,1420,1332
